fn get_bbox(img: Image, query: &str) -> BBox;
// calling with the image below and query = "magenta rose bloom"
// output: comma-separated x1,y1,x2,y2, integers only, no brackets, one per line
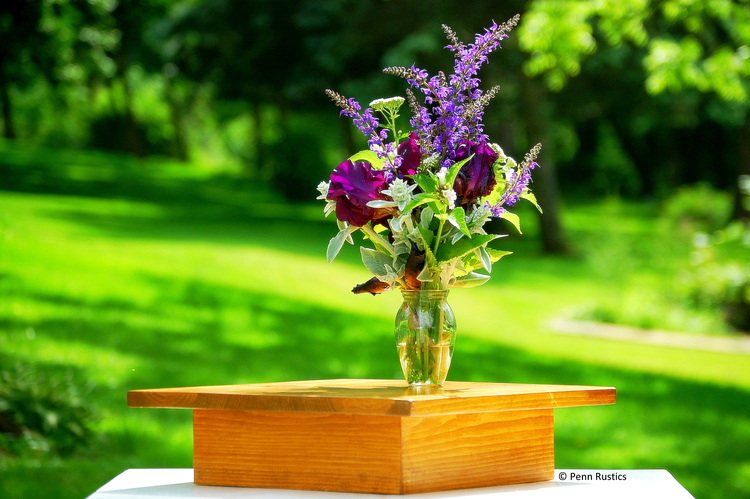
397,132,421,177
452,140,498,206
327,159,392,226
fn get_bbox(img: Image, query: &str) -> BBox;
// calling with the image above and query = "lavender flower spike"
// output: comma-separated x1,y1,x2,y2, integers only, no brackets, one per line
326,89,395,162
491,143,542,215
382,17,520,162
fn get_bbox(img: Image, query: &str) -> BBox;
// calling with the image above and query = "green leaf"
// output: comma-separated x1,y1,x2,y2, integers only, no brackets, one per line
424,244,438,269
360,247,393,277
451,272,491,288
327,225,358,263
366,199,398,208
420,207,435,229
411,173,438,193
521,192,543,213
448,207,471,237
427,200,443,215
499,211,522,233
488,248,513,261
483,177,504,206
393,239,412,257
348,150,385,169
401,193,440,215
417,225,434,249
444,155,472,189
436,234,498,262
478,246,492,272
361,225,395,256
416,265,434,283
461,247,512,273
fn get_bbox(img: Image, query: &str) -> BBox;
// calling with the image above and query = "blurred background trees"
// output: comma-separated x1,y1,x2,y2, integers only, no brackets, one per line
1,0,749,228
520,0,750,217
2,4,749,497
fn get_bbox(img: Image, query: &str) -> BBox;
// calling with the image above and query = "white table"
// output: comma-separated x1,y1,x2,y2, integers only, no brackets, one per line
87,469,695,498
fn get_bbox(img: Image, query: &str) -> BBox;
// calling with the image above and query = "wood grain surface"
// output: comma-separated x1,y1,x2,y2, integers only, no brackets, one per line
129,379,616,416
399,409,554,493
192,408,555,494
193,409,404,493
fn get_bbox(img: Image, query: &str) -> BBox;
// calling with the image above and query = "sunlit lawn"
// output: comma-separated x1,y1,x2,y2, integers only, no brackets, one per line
0,144,748,498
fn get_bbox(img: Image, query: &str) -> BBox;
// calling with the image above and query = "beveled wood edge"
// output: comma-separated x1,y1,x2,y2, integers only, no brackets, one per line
128,379,616,416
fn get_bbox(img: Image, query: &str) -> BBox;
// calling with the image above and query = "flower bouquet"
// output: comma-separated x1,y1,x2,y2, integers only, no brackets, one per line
318,15,542,385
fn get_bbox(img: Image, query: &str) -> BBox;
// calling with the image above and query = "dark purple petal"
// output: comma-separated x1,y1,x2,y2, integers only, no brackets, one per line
397,132,421,177
327,160,392,226
451,140,498,206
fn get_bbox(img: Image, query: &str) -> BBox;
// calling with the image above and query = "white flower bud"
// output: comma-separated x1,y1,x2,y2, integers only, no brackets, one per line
436,167,449,186
369,96,406,112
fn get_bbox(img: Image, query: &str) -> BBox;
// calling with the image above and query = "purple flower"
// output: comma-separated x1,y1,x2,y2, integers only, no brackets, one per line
327,160,393,226
499,161,537,207
382,18,520,162
396,132,421,177
487,143,542,216
451,140,498,206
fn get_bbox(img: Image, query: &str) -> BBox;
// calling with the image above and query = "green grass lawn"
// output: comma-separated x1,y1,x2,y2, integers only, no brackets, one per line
0,142,749,498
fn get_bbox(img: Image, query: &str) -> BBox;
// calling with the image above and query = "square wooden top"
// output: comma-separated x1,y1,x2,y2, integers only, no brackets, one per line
128,379,615,417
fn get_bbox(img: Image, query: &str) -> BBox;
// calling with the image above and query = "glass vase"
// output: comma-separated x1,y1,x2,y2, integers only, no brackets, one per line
394,289,456,386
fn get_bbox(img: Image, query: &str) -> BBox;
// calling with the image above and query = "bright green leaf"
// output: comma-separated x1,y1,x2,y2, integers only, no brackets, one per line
488,248,513,262
348,150,385,169
444,155,471,189
448,207,471,237
478,246,492,272
521,192,543,213
411,173,438,193
436,234,498,262
327,225,358,263
452,272,491,288
461,248,512,273
499,211,522,233
401,193,440,215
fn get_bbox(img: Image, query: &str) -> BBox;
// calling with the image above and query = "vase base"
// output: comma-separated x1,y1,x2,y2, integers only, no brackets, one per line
406,381,444,388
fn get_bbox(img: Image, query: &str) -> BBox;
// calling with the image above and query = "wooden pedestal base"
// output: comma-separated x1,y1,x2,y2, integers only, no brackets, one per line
128,379,615,494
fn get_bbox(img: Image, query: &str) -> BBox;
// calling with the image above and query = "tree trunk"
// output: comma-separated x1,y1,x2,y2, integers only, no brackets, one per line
0,76,16,139
522,78,572,255
250,101,264,174
164,68,188,161
120,72,145,157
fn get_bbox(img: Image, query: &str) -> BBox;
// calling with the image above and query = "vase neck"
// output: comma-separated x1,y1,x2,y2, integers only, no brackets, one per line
400,289,450,300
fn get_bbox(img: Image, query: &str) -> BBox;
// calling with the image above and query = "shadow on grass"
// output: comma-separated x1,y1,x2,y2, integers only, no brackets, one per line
1,274,748,499
0,143,255,204
44,205,344,262
0,141,338,254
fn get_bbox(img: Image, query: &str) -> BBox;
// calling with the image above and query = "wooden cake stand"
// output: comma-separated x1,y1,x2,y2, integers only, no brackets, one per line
128,379,616,494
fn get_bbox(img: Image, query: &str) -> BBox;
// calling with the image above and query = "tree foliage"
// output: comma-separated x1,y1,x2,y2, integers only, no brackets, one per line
516,0,750,205
520,0,750,106
2,0,748,214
